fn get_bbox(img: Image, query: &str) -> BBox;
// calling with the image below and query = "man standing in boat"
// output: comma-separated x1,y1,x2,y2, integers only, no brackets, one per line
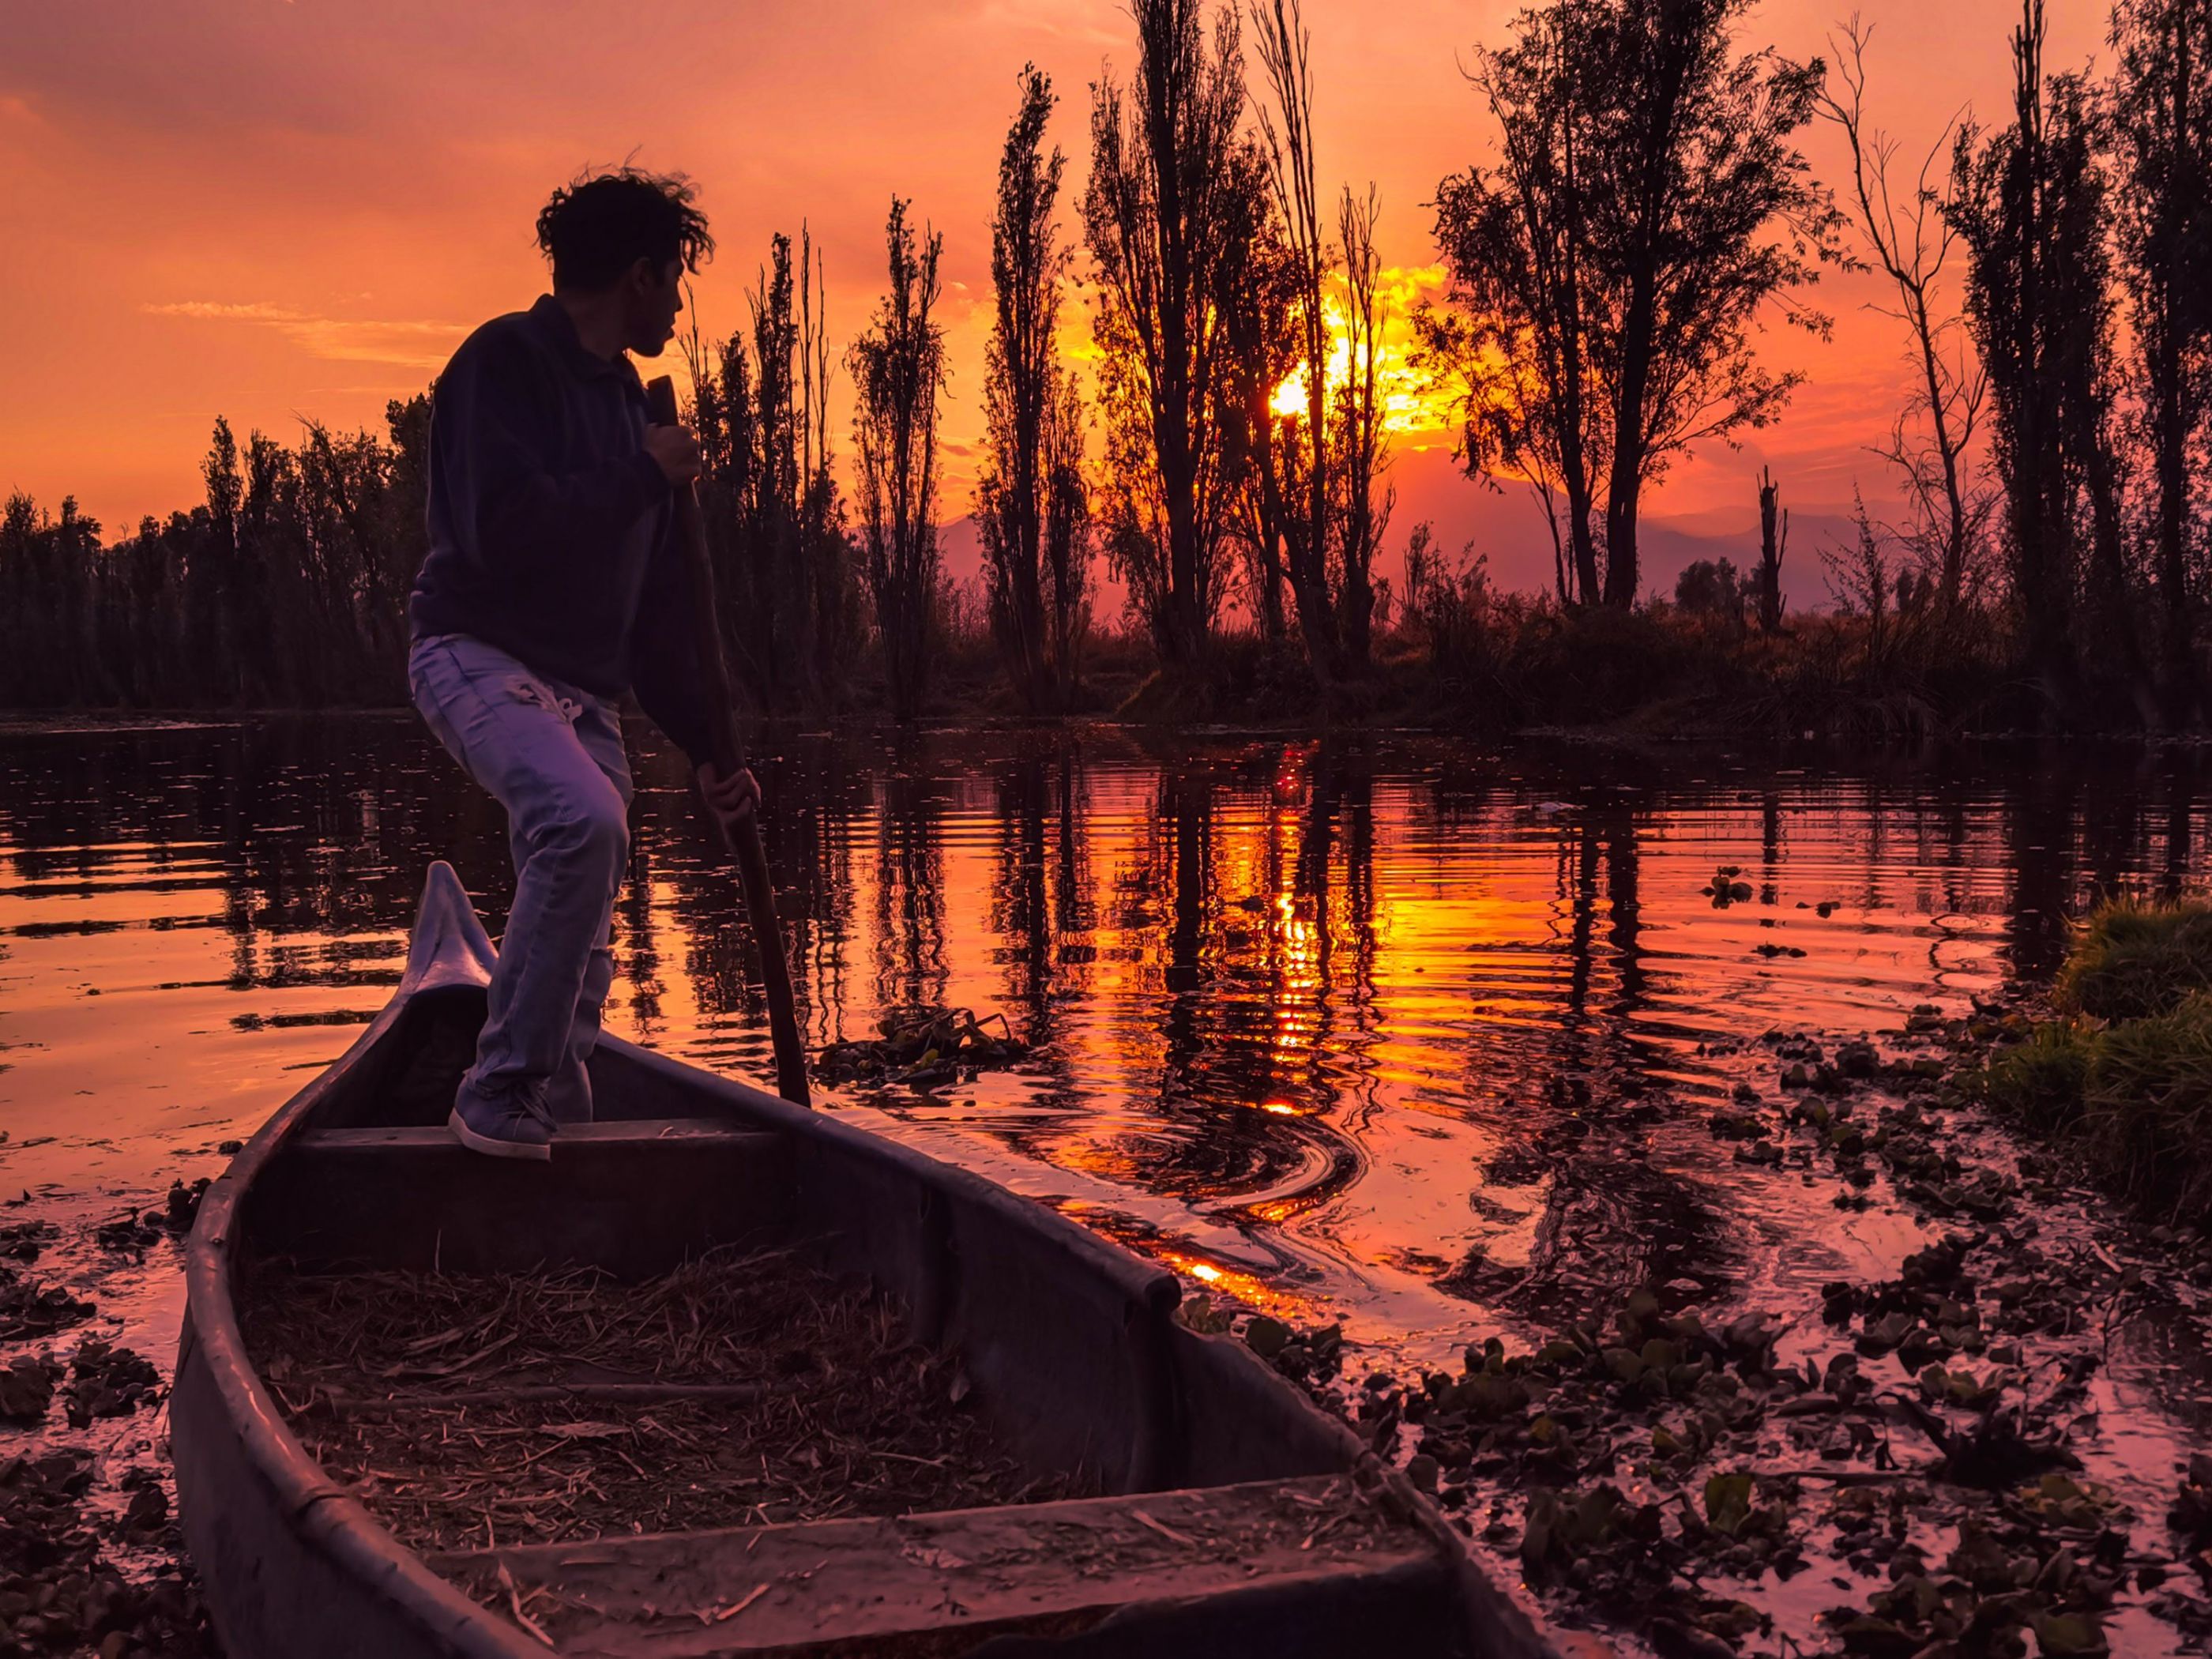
408,167,758,1161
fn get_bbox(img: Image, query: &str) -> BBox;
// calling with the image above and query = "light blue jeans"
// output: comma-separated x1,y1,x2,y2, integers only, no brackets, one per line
408,633,630,1124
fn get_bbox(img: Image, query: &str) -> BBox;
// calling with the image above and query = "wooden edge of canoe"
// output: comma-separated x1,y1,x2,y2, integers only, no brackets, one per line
1158,1321,1567,1659
178,862,543,1658
426,1474,1450,1653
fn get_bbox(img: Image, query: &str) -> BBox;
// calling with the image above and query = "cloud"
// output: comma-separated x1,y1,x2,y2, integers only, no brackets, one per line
973,0,1123,47
141,302,461,371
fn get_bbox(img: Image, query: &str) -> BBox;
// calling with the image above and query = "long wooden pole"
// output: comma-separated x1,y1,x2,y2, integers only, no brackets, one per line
644,374,811,1107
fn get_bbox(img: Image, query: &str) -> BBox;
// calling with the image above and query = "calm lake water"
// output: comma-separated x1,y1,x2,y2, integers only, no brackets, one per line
6,717,2206,1341
9,715,2212,1647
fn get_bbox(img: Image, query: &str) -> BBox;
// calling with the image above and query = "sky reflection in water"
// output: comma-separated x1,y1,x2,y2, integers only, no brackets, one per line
1,717,2204,1374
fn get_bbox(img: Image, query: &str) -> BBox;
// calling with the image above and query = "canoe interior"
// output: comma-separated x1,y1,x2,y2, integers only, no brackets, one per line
175,863,1540,1658
234,975,1358,1498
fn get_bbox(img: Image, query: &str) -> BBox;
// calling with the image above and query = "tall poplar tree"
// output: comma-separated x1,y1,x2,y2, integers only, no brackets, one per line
979,67,1092,711
2110,0,2212,721
849,199,948,720
1083,0,1257,664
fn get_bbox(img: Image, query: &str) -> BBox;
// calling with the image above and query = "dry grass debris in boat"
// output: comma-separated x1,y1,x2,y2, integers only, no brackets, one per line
236,1246,1082,1555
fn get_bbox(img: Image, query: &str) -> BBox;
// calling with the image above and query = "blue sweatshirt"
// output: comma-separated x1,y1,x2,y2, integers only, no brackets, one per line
408,295,714,766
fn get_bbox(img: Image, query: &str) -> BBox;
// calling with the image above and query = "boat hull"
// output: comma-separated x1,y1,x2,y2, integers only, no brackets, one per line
174,863,1555,1658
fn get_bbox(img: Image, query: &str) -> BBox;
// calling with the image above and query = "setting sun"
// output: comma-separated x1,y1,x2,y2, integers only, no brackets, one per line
1269,366,1311,420
1263,276,1452,437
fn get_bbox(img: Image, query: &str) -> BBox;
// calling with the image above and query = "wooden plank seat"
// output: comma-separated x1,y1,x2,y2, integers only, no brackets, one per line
243,1119,795,1277
431,1475,1461,1658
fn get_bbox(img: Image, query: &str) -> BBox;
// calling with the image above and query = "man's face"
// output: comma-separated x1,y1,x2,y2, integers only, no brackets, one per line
623,258,686,358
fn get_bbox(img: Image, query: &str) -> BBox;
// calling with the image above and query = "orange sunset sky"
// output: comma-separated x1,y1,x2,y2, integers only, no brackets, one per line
0,0,2112,597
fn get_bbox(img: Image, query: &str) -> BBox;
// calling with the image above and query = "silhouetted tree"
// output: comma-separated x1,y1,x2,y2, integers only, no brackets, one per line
1827,489,1898,668
848,198,947,720
1582,0,1841,609
1332,184,1390,669
301,416,410,683
1216,164,1300,643
1246,0,1390,679
1817,17,1992,614
685,229,859,712
1430,0,1842,608
1083,0,1256,664
979,67,1093,712
0,494,106,705
1421,0,1604,606
197,418,243,683
1674,556,1744,622
1951,0,2147,715
1039,369,1093,703
385,391,434,604
2109,0,2212,723
1249,0,1340,673
6,391,425,710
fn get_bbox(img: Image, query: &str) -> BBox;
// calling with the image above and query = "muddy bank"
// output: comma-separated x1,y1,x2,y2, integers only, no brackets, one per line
0,1184,216,1659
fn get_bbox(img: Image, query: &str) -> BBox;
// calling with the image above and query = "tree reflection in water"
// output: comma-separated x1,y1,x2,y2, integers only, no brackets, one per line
3,720,2210,1357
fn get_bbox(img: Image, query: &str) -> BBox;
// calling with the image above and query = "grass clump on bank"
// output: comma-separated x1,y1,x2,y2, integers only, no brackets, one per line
1977,897,2212,1218
2054,897,2212,1020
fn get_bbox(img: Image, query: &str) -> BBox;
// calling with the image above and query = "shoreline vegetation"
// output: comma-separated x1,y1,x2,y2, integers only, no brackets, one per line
1974,898,2212,1221
0,602,2169,746
7,0,2212,743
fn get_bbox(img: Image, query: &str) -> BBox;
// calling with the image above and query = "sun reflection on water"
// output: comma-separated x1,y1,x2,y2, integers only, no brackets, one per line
2,720,2205,1378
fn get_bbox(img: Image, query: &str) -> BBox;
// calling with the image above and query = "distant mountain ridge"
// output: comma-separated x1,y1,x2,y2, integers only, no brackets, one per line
937,444,1867,619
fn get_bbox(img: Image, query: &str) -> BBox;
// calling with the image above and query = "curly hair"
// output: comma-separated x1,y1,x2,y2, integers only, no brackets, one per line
535,166,714,292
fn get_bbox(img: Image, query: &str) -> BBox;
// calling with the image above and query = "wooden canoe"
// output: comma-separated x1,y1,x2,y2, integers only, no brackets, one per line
173,862,1552,1659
